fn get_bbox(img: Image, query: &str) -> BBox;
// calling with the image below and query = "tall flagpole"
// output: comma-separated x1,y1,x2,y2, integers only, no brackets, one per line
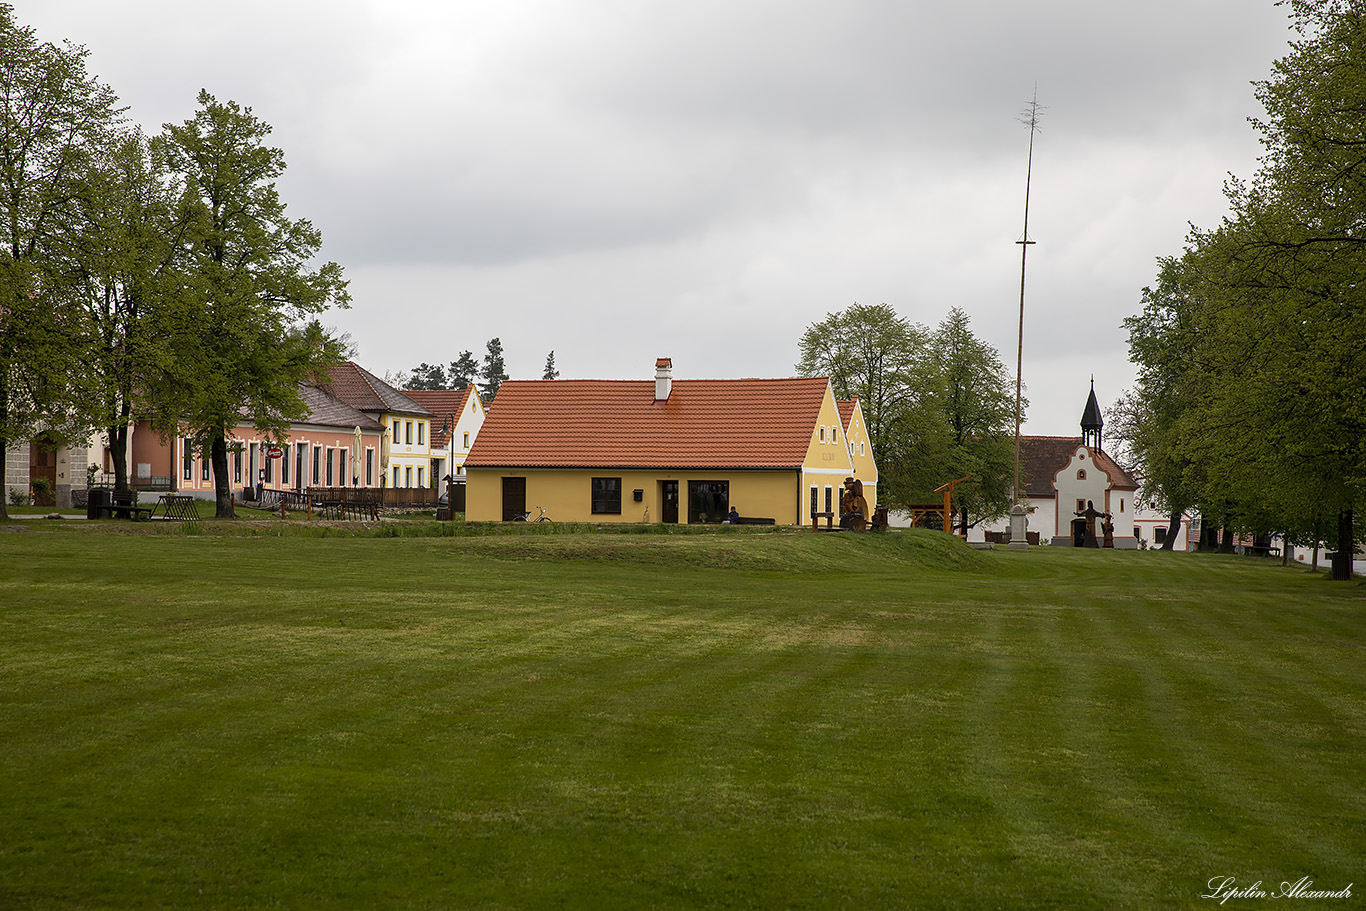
1010,89,1041,549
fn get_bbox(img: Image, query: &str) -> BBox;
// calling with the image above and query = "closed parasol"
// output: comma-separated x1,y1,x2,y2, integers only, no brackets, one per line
352,426,362,484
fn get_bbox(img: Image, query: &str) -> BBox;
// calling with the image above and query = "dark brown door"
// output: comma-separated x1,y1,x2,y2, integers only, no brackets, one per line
1072,518,1087,548
502,476,526,521
29,435,58,506
660,481,679,523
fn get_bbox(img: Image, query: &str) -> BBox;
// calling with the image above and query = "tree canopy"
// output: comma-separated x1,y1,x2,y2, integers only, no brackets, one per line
0,4,122,517
796,302,1016,522
154,90,350,517
1119,0,1365,574
480,337,508,401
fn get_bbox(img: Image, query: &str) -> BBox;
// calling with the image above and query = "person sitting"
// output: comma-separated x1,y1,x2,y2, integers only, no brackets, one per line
725,506,740,524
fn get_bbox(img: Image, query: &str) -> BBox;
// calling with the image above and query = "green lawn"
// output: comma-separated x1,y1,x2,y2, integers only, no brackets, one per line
1,524,1361,909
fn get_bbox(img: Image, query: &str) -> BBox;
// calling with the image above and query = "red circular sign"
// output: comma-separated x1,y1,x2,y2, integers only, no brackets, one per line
266,447,284,459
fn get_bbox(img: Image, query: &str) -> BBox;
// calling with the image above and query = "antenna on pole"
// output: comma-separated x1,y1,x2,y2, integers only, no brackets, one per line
1010,87,1042,549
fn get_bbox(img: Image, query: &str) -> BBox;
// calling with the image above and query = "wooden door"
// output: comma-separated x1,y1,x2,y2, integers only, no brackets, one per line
660,481,679,524
29,435,58,506
502,476,526,521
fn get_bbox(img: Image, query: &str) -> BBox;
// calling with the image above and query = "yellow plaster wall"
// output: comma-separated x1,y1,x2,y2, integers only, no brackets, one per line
797,384,855,524
466,468,803,524
842,400,879,507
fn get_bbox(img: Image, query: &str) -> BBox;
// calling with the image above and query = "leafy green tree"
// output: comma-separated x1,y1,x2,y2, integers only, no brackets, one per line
1113,255,1206,551
63,128,183,498
448,350,478,389
0,4,122,518
796,303,930,464
1120,0,1366,573
927,307,1016,531
480,337,508,400
1239,0,1366,575
156,90,349,518
406,362,448,390
542,350,559,380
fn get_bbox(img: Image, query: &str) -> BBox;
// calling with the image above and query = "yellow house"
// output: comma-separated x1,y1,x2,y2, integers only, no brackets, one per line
314,362,435,488
403,385,486,484
465,358,857,524
837,396,879,509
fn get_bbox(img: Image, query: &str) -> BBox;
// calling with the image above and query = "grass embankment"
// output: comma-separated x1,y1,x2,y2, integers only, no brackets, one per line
0,526,1361,909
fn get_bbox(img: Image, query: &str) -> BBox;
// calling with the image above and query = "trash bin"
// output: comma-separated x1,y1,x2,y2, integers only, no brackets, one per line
87,488,110,520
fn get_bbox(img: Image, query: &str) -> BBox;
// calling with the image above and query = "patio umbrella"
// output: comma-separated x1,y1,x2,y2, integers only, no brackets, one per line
352,426,362,485
380,425,390,479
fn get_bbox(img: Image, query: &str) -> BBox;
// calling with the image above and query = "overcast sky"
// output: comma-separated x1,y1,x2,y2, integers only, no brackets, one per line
20,1,1295,433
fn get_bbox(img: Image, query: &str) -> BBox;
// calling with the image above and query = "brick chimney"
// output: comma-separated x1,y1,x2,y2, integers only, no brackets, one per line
654,358,672,401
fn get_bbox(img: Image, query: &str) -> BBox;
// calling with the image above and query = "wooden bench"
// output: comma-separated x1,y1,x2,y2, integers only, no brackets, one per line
810,510,836,531
735,516,775,525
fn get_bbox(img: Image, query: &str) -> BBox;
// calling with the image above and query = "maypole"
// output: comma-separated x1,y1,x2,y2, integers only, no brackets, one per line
1010,89,1041,550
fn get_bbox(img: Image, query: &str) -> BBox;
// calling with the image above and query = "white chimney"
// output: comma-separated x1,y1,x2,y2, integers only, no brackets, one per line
654,357,672,401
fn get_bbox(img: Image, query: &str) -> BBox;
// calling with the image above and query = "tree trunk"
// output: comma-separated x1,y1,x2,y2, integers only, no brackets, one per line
0,374,9,520
1331,509,1353,581
211,432,234,519
1197,524,1219,552
1310,517,1321,571
107,422,130,497
1217,519,1236,554
1161,506,1183,551
0,435,8,521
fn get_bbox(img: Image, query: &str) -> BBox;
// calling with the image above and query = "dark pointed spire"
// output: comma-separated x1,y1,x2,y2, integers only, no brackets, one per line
1081,376,1103,450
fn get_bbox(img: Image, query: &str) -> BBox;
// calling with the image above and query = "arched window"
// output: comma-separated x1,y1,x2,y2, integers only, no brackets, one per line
1077,469,1086,480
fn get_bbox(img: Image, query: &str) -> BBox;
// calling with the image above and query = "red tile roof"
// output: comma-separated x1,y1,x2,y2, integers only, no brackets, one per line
465,376,832,469
313,362,433,417
297,386,386,431
1018,436,1138,498
836,398,858,431
403,386,478,447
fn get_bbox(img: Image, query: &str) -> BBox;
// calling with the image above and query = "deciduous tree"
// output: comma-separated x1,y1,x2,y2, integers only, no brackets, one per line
156,90,349,518
796,303,929,462
928,307,1016,531
63,128,183,497
0,4,121,517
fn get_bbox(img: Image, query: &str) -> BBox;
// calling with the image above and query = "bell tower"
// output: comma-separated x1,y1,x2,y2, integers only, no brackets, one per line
1081,377,1103,451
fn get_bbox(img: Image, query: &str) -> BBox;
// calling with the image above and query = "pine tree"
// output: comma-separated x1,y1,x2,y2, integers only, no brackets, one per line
542,350,559,380
479,338,508,401
448,350,478,389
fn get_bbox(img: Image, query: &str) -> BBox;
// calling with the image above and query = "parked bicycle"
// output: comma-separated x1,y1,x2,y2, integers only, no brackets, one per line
514,505,552,523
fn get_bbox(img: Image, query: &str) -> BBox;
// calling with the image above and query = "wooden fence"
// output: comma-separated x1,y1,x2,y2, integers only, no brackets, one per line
303,486,441,508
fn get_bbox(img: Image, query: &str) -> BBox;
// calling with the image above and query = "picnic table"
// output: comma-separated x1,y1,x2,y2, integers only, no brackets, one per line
94,492,153,521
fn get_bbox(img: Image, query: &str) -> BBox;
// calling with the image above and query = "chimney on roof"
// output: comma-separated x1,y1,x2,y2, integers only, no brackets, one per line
654,358,672,401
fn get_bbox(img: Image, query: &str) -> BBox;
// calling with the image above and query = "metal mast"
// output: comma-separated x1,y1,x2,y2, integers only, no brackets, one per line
1013,90,1041,509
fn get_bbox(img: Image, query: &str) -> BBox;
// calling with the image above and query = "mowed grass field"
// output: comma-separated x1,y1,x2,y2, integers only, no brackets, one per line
1,522,1362,910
